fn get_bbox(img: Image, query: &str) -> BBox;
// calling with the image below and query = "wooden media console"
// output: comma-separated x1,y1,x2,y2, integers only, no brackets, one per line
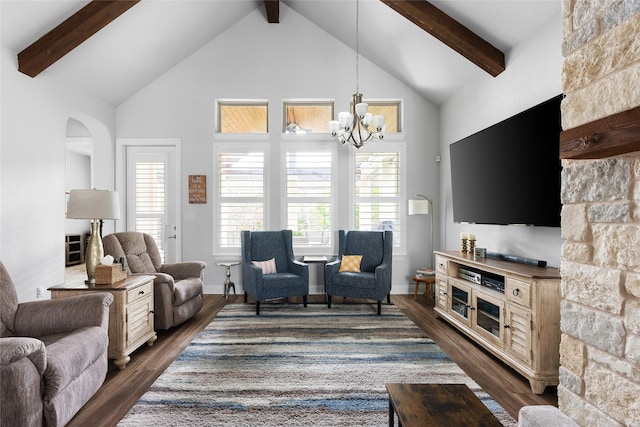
433,251,561,394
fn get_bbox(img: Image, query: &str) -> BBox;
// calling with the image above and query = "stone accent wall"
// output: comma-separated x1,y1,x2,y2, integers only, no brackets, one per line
560,1,640,426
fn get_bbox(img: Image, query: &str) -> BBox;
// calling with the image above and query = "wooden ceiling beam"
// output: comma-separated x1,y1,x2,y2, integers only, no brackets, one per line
265,0,279,23
380,0,505,77
18,0,139,78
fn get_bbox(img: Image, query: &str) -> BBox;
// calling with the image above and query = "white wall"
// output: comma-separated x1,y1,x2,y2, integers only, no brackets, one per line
1,45,115,302
116,4,439,294
439,11,564,268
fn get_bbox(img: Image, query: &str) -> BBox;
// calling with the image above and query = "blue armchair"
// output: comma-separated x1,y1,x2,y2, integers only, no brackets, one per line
241,230,309,315
324,230,393,315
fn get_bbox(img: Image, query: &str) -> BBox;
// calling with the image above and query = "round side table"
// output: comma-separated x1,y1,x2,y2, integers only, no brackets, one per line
216,261,240,300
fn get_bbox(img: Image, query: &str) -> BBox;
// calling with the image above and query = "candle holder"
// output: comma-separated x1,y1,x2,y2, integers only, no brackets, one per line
467,239,476,255
461,238,468,253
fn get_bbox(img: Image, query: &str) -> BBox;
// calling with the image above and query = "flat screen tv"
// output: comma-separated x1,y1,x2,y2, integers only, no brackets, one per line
449,95,562,227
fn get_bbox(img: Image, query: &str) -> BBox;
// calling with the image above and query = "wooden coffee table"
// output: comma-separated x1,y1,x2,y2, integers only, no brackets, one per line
385,383,502,427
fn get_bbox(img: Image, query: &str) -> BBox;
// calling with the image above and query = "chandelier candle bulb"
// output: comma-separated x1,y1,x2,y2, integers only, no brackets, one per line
373,115,385,130
355,102,368,118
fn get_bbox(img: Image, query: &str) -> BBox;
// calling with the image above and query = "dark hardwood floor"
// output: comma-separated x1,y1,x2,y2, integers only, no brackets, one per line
67,294,557,427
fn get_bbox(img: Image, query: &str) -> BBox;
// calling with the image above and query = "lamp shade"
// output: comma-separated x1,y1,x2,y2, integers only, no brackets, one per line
66,189,121,220
408,199,430,215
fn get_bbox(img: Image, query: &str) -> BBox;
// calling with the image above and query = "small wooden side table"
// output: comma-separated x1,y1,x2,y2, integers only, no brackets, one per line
386,383,502,427
49,275,157,369
413,275,435,303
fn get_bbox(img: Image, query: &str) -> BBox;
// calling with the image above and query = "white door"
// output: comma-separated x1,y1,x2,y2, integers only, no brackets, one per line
125,145,179,263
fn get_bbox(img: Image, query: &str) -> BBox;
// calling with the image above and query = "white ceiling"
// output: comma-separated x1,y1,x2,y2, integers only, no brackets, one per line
0,0,560,106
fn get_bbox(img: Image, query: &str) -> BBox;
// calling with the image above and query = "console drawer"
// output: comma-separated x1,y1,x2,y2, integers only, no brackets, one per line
435,256,448,276
127,281,153,304
506,278,531,308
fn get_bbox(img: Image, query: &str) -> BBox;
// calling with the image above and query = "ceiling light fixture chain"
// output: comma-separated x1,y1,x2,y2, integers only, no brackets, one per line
355,0,360,96
328,0,385,149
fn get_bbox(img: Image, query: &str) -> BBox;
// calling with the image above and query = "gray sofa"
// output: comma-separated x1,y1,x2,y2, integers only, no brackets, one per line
103,231,206,330
325,230,392,315
0,261,113,427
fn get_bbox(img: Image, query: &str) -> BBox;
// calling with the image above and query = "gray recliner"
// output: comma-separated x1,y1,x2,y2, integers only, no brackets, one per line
241,230,309,315
103,232,206,330
324,230,393,315
0,261,113,427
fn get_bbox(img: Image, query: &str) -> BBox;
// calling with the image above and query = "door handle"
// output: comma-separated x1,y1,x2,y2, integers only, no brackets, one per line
168,235,177,239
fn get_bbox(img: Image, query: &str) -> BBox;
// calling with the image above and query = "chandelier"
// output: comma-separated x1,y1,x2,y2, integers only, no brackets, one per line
328,0,385,149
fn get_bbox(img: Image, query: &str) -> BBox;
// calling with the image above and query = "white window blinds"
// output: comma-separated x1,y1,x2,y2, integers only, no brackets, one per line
285,149,333,247
354,151,401,246
217,150,265,248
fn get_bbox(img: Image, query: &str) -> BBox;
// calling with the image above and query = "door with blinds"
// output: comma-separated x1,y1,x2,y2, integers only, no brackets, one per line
125,145,178,263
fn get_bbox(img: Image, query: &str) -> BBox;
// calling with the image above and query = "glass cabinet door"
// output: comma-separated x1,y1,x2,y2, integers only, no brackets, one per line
448,280,471,326
472,291,504,344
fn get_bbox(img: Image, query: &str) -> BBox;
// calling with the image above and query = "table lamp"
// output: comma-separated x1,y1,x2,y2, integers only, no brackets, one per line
66,189,120,284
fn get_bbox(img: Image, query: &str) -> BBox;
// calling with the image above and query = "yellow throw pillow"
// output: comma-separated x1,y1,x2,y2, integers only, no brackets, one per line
252,258,277,275
339,255,363,272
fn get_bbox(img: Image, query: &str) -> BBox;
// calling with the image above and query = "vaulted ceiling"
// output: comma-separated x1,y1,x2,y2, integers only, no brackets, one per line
0,0,560,106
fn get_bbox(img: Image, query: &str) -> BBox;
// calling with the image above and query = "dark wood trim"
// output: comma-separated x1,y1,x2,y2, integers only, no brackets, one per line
380,0,505,77
17,0,139,78
560,105,640,159
264,0,279,23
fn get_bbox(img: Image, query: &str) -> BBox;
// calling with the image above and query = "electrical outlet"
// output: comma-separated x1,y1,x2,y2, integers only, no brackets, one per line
37,287,45,298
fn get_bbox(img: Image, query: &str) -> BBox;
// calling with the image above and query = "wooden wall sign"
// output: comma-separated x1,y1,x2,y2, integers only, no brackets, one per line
188,175,206,204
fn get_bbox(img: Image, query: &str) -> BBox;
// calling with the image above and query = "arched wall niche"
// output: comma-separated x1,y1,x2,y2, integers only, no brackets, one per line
64,113,114,261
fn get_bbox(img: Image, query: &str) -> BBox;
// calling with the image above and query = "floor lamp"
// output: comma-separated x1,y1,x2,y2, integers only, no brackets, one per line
66,189,120,284
408,194,434,269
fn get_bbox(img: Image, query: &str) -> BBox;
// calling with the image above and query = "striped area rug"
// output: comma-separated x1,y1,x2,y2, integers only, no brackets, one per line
119,303,516,426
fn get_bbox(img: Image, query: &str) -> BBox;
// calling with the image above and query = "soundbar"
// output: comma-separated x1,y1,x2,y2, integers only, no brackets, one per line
486,251,547,268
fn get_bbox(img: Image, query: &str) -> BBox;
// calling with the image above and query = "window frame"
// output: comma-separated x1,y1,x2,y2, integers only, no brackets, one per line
281,141,337,254
213,142,270,254
216,99,269,134
281,99,335,135
360,99,403,133
348,141,407,255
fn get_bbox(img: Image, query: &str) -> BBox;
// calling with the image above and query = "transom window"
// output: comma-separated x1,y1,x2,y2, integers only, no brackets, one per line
361,101,401,133
217,100,268,133
283,101,334,134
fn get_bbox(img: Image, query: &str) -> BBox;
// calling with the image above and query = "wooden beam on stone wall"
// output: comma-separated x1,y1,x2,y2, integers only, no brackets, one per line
560,105,640,159
380,0,505,77
18,0,139,78
265,0,279,23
